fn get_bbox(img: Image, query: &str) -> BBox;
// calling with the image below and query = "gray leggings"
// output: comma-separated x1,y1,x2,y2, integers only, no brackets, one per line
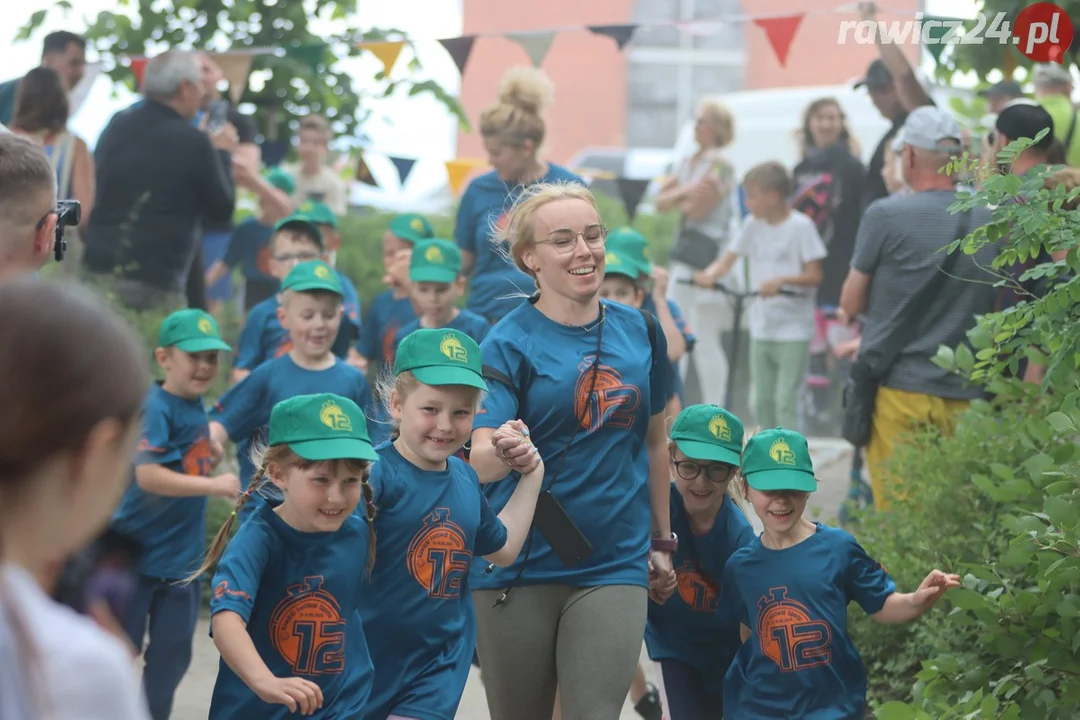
473,584,647,720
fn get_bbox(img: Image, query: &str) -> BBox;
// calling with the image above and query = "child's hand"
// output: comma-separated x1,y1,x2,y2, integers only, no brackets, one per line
492,420,540,474
253,676,324,715
912,569,961,610
210,473,242,500
692,270,715,289
651,265,669,298
648,553,677,604
758,278,784,297
210,439,225,468
346,347,368,372
382,248,412,289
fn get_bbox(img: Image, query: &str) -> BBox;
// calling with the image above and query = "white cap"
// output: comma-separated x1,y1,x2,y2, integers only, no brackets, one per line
892,106,963,153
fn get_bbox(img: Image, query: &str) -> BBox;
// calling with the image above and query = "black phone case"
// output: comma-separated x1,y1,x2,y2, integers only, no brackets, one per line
533,491,593,567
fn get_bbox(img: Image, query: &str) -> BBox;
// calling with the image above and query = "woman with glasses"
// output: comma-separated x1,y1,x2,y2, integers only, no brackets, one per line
644,404,754,720
467,182,676,720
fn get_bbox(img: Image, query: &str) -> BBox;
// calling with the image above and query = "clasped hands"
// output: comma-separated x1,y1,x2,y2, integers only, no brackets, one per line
490,420,541,475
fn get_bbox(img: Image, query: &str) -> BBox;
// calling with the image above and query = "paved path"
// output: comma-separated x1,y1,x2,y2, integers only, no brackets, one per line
171,439,857,720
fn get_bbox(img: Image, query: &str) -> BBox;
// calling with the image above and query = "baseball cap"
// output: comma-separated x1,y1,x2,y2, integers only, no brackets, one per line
891,106,963,153
606,227,652,275
158,308,232,353
410,239,462,284
268,393,377,462
603,250,642,281
1033,63,1073,87
298,200,338,229
389,213,435,244
854,58,892,90
265,167,296,195
274,212,323,246
741,428,816,492
280,260,343,296
978,80,1025,99
394,328,487,391
996,102,1056,150
670,405,744,466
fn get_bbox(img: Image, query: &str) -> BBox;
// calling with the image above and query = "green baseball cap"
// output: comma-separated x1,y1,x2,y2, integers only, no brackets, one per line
606,226,652,275
603,249,642,281
297,200,338,229
265,167,296,195
268,393,377,462
274,212,323,246
411,239,462,284
741,428,816,492
394,328,487,390
670,405,744,466
158,308,232,353
389,213,435,244
280,260,343,296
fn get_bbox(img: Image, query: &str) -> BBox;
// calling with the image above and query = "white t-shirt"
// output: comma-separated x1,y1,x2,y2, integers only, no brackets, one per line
0,563,150,720
283,163,348,215
730,211,827,342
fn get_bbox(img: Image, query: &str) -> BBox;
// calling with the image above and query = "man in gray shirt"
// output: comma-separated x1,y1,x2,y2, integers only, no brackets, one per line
840,106,996,508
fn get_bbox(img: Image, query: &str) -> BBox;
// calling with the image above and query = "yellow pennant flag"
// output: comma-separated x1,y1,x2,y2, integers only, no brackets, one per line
445,159,482,195
362,41,405,76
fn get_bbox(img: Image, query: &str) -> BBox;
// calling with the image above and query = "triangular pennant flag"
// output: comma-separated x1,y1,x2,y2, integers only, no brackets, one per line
389,156,417,186
437,36,476,75
753,14,804,67
284,43,327,74
588,24,639,50
445,159,477,195
129,57,148,88
675,21,726,37
69,62,103,116
213,52,254,103
355,153,379,187
361,41,405,76
617,178,651,222
921,16,951,64
506,31,556,67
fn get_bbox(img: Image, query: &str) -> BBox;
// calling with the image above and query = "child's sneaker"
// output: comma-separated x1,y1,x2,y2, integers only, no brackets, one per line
634,683,663,720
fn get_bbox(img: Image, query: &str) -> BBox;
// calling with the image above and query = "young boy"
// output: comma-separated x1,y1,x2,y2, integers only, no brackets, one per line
356,213,434,372
206,168,297,313
110,309,241,720
210,260,373,519
695,162,826,431
286,113,348,214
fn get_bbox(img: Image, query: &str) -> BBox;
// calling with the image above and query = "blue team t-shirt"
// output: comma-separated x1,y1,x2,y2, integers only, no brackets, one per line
211,355,372,493
357,289,417,367
636,295,696,402
224,217,275,284
644,485,753,693
721,523,896,720
208,503,374,719
454,165,584,321
389,310,491,365
111,383,213,580
471,299,669,589
359,442,506,720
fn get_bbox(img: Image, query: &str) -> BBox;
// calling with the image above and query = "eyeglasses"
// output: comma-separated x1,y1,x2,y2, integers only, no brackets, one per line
273,251,322,263
537,224,607,254
671,454,737,484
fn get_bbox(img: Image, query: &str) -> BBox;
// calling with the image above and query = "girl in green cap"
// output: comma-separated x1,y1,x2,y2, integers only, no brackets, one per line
191,393,379,719
359,327,545,720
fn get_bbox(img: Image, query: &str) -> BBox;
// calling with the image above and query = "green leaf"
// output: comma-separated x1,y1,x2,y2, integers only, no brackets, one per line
875,701,917,720
1047,411,1074,433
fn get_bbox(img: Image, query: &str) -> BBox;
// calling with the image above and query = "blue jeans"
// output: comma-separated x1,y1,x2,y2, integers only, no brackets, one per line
122,575,201,720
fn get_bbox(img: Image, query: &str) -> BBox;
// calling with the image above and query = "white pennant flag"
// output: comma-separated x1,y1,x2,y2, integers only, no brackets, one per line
506,31,556,68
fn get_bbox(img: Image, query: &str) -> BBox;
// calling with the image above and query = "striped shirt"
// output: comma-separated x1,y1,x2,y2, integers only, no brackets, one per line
851,189,996,399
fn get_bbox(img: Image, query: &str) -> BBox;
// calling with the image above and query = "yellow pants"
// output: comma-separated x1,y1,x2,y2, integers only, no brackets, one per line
866,386,970,510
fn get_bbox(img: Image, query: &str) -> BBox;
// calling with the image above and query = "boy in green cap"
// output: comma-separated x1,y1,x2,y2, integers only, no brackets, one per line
355,213,435,376
388,238,491,364
206,167,298,313
721,427,960,719
110,308,241,720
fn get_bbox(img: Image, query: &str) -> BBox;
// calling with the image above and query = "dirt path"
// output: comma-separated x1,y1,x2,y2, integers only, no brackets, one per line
170,439,857,719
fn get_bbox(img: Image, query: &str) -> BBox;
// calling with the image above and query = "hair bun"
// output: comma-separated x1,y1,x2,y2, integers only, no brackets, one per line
497,67,554,116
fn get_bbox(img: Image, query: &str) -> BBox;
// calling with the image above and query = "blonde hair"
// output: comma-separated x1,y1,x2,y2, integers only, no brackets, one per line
188,445,376,582
479,67,554,150
374,369,483,440
696,97,735,149
667,439,749,515
493,181,599,291
743,161,792,197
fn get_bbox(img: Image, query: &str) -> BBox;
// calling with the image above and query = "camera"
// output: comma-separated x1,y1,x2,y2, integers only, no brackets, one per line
53,199,81,262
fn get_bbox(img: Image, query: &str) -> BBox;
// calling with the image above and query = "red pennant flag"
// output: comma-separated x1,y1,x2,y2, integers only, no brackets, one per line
130,56,149,88
753,15,804,68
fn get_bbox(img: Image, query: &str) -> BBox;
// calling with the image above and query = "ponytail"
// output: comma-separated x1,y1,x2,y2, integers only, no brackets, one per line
184,465,266,586
360,473,377,576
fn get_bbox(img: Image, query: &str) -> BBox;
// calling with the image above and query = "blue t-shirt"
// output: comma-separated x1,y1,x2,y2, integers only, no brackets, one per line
390,310,492,365
208,503,374,719
471,299,669,589
224,217,275,284
359,442,507,720
211,355,372,493
111,383,213,580
720,523,896,720
644,486,754,693
357,289,417,367
454,165,584,321
637,295,696,402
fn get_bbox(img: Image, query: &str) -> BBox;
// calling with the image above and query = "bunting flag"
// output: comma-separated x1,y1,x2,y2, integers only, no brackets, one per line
213,52,255,103
617,178,651,222
588,24,639,50
921,16,953,64
445,159,483,195
390,156,417,186
69,62,103,116
361,40,406,76
438,36,477,75
752,15,804,68
283,43,327,74
355,154,379,187
129,57,148,88
506,31,556,67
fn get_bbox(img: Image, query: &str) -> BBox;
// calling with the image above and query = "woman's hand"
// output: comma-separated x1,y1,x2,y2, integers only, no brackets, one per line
648,551,677,604
491,420,540,475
